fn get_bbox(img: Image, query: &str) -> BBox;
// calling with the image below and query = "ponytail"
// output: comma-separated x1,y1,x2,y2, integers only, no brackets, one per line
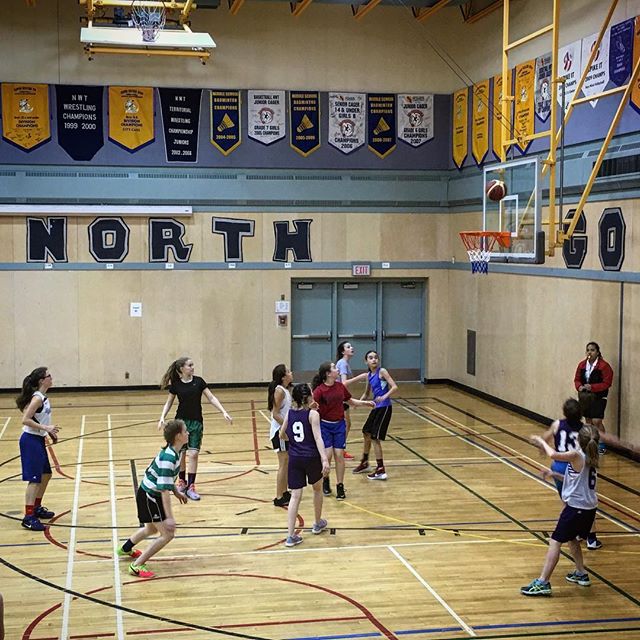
16,367,48,411
311,362,332,390
267,364,287,411
578,424,600,469
160,357,190,390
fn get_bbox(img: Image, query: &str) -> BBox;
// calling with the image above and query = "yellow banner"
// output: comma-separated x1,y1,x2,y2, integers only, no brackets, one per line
108,86,154,151
632,17,640,113
513,60,535,153
452,88,468,169
1,83,50,151
492,70,512,159
471,79,489,165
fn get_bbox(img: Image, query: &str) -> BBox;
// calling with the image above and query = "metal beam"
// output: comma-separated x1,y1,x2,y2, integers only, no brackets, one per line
352,0,382,21
291,0,313,17
464,0,501,24
228,0,245,14
414,0,449,24
180,0,195,23
505,23,552,51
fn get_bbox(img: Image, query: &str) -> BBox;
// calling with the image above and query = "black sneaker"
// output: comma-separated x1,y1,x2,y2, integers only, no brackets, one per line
34,505,55,519
273,495,289,507
323,478,331,495
336,483,346,500
283,490,291,502
586,537,603,550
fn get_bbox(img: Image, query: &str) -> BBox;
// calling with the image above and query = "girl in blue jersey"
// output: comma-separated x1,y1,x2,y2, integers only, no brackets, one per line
17,367,60,532
353,350,398,480
279,383,330,547
540,398,583,494
522,425,600,596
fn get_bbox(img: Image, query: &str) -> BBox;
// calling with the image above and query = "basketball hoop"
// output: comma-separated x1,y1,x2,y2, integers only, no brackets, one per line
459,231,511,274
131,1,167,43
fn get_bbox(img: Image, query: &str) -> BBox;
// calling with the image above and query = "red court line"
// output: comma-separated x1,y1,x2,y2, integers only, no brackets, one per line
250,400,261,466
26,572,396,640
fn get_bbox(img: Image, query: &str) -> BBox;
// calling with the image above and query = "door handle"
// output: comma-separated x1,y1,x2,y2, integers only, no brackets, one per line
337,332,376,340
292,332,332,341
382,332,421,339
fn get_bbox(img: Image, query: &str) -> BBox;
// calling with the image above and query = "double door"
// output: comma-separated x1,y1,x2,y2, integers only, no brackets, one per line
291,280,425,381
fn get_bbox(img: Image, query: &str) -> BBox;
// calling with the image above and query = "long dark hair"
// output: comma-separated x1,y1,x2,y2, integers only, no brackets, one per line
336,341,350,362
160,356,190,389
291,383,312,408
311,362,332,390
16,367,48,411
267,364,288,411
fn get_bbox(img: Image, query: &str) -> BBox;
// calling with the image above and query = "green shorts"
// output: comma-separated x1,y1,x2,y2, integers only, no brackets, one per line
183,419,204,451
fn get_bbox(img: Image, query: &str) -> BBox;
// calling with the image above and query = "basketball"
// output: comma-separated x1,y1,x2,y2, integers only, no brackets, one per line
486,179,507,202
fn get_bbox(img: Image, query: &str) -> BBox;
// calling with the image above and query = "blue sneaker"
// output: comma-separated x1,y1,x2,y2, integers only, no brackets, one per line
312,519,328,535
34,505,55,519
21,515,46,531
598,444,606,455
520,578,552,596
566,571,591,586
285,534,303,547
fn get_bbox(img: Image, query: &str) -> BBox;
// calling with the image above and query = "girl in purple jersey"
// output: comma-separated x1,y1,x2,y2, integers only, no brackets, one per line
279,383,330,547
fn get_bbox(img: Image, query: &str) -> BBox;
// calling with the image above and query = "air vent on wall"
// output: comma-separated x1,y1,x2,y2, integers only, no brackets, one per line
596,154,640,178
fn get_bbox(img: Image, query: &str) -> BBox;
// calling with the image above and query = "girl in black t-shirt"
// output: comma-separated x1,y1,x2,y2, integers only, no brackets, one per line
158,356,232,501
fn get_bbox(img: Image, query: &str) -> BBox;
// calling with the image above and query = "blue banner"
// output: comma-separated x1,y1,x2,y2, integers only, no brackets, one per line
367,93,396,159
159,88,201,163
56,85,104,161
610,19,634,86
289,91,320,157
210,89,241,156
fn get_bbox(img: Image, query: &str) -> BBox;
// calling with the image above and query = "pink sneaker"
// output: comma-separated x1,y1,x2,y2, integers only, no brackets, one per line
186,485,201,500
343,451,355,460
175,479,187,493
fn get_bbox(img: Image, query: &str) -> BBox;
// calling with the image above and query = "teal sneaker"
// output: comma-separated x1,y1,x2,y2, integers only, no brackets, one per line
566,571,591,586
520,578,552,596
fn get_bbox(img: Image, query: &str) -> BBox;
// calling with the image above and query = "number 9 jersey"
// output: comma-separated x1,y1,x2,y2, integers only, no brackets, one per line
286,408,321,458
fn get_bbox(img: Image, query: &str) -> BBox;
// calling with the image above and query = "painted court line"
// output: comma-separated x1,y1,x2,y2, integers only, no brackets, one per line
60,415,86,640
387,545,476,637
0,416,10,440
108,414,125,640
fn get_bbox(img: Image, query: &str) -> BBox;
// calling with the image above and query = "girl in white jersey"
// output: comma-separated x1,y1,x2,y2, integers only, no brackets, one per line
16,367,60,532
268,364,293,507
521,425,600,596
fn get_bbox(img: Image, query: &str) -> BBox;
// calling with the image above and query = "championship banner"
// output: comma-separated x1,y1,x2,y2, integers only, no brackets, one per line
632,17,640,114
1,83,50,151
247,90,285,145
367,93,396,159
56,85,104,161
514,60,535,153
535,53,552,122
557,39,582,112
492,70,512,159
108,86,154,152
397,94,434,147
289,91,320,157
158,87,201,163
210,90,241,156
328,92,365,154
452,87,468,169
581,31,610,107
610,18,634,86
471,81,489,165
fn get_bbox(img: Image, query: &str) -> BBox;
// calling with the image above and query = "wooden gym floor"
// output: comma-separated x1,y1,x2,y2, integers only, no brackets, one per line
0,383,639,640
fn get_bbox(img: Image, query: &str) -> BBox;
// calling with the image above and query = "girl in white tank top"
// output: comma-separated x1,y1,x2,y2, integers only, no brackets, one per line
267,364,293,507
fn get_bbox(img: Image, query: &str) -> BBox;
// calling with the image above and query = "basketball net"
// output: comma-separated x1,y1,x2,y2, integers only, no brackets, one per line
131,1,167,43
459,231,511,274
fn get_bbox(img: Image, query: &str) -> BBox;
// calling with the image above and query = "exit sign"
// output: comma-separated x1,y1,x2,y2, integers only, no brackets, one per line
352,263,371,277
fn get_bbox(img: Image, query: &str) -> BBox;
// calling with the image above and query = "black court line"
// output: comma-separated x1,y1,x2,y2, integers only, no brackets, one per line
430,396,640,498
427,626,640,640
130,458,138,494
0,556,271,639
393,399,640,609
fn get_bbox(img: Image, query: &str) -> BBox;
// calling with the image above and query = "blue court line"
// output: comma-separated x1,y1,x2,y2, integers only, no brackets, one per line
285,616,640,640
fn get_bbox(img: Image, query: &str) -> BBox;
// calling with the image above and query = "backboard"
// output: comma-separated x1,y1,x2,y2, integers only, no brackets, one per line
482,156,545,263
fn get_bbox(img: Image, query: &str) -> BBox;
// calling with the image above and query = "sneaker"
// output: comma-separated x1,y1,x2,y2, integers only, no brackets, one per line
128,562,155,578
598,444,606,455
185,485,201,501
336,483,346,500
175,478,187,493
117,546,142,559
352,460,370,474
273,495,289,507
283,490,291,502
343,451,355,460
312,518,328,535
586,537,603,550
322,477,331,495
34,505,55,519
565,571,591,586
21,515,46,531
285,534,303,547
520,578,552,596
367,467,387,481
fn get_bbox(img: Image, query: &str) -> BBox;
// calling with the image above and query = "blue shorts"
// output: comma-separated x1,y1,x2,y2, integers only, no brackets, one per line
20,432,52,483
320,419,346,450
551,460,567,497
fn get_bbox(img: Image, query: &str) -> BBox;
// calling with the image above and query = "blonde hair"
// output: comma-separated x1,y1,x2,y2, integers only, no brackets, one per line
160,356,190,389
578,424,600,469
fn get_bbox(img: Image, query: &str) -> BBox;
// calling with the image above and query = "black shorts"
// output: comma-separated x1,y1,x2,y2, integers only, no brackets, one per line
362,405,392,440
271,432,289,452
584,397,607,420
551,504,596,543
136,487,167,524
288,455,323,490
